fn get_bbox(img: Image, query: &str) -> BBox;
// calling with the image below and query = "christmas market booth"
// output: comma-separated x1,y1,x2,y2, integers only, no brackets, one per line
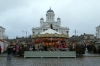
32,29,68,50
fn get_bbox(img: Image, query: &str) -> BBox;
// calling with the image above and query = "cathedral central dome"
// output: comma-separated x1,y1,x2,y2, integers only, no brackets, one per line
47,7,54,13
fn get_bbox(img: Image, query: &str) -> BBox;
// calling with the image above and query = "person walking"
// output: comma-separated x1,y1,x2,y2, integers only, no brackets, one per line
7,43,13,60
44,45,47,51
32,45,35,51
0,45,2,54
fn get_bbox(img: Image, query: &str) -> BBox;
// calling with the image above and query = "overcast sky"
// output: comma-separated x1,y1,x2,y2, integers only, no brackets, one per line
0,0,100,39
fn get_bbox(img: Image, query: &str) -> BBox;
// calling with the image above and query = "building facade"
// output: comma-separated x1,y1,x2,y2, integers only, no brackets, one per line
0,26,8,39
32,7,69,36
69,33,94,43
83,33,94,41
96,25,100,39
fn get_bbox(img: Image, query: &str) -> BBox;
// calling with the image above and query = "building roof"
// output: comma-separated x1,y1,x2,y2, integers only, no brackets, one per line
0,26,5,29
57,17,60,20
96,25,100,28
47,7,54,13
40,18,44,20
60,27,69,30
84,33,94,36
40,29,61,34
32,27,41,30
84,34,94,36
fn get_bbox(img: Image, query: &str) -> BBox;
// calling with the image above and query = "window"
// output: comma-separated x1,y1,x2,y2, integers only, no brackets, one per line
50,15,51,20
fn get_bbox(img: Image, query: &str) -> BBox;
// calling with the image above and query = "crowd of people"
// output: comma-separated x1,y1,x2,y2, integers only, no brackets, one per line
6,41,100,60
68,42,100,56
6,42,49,60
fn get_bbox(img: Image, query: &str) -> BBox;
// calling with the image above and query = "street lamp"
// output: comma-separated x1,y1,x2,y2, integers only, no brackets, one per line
22,30,29,38
73,30,78,36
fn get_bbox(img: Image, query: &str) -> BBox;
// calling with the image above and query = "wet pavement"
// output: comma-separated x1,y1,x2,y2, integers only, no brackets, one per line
1,51,100,57
0,57,100,66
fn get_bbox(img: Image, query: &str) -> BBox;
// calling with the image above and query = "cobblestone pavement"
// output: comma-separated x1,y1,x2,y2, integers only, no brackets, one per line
0,57,100,66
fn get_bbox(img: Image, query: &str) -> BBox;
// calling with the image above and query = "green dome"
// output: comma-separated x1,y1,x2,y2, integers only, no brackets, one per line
40,18,44,20
57,17,60,20
47,7,54,13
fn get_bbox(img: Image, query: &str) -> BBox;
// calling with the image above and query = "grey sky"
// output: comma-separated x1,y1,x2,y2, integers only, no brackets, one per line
0,0,100,39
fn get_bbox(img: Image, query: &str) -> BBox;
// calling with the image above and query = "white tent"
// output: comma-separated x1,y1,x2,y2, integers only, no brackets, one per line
0,39,9,53
4,41,9,51
0,39,4,53
40,29,61,34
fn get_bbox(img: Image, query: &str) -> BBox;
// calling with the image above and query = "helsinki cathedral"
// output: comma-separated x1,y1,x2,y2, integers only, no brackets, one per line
32,7,69,36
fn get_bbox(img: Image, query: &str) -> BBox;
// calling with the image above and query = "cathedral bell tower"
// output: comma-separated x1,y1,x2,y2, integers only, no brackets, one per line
46,7,55,22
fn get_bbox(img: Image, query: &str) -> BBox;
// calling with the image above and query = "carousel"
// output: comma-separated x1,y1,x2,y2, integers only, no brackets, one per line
32,28,68,50
24,28,77,58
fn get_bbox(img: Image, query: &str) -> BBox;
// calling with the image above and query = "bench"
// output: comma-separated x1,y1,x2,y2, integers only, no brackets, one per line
24,51,76,58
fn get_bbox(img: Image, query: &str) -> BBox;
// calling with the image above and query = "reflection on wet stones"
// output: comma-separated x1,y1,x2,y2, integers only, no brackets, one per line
0,57,100,66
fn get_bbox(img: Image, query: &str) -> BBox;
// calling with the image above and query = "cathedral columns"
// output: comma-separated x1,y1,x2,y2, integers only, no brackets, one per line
0,30,4,39
96,26,100,39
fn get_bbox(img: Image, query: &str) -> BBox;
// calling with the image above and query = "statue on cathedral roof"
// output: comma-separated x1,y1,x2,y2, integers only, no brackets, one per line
50,24,53,29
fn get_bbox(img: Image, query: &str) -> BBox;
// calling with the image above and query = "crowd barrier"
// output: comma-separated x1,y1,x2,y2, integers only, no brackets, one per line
24,51,76,58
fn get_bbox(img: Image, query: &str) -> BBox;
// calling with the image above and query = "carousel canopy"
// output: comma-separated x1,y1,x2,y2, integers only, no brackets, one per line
32,29,68,38
40,29,61,34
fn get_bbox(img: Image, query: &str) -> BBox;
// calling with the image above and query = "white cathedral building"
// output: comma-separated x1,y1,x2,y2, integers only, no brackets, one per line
0,26,8,39
96,25,100,39
32,8,69,36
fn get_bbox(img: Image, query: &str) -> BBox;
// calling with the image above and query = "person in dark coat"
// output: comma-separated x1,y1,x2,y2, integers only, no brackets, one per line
32,45,35,51
7,43,13,60
0,45,2,54
69,44,73,51
44,45,47,51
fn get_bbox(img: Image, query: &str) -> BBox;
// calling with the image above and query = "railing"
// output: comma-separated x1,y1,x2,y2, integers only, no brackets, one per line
24,51,76,58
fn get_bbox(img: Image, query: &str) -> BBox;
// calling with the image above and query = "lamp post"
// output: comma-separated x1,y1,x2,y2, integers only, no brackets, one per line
66,31,69,47
22,30,24,37
22,29,29,38
73,30,78,44
73,30,78,36
32,31,35,44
